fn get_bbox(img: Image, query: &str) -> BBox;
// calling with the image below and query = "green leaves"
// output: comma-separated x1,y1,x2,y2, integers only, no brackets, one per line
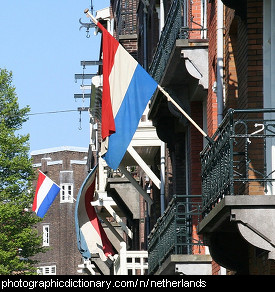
0,69,30,130
0,68,43,275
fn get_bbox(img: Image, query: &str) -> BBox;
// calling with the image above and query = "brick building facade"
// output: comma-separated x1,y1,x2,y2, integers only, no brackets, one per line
77,0,275,275
104,0,212,274
198,0,275,275
31,146,88,275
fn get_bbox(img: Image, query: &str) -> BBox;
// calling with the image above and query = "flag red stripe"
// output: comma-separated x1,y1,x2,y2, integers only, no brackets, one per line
84,177,114,257
32,171,46,212
97,22,119,140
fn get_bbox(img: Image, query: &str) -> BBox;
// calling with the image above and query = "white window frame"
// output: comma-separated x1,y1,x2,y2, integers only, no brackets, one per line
201,0,207,39
60,183,74,203
37,265,56,275
42,224,49,247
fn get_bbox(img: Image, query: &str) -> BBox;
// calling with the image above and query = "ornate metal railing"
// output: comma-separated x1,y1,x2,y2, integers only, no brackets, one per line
201,109,275,216
149,0,207,83
147,195,203,275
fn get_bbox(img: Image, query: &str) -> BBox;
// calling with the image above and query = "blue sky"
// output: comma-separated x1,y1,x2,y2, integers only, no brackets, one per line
0,0,109,153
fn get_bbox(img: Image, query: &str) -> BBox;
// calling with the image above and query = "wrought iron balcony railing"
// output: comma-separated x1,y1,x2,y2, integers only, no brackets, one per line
147,195,203,274
149,0,207,83
200,109,275,216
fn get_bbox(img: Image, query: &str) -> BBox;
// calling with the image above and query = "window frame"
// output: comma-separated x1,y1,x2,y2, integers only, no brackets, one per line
37,265,56,275
60,183,74,203
42,224,50,247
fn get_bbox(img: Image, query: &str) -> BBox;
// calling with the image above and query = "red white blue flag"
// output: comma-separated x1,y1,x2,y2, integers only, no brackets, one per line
75,164,114,261
32,171,60,218
98,22,158,170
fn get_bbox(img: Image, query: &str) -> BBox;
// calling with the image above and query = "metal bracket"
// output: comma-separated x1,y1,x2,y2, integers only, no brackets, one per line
79,18,96,38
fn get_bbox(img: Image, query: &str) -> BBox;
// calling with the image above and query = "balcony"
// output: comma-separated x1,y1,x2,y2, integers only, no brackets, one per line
200,109,275,214
198,109,275,273
148,0,208,129
148,195,211,275
149,0,207,84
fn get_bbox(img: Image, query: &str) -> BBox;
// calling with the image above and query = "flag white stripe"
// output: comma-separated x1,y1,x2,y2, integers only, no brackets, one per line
80,220,106,260
109,44,138,118
34,177,54,213
77,177,107,261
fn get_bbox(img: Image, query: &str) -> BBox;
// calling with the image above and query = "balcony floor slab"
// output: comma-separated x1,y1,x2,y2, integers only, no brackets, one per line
154,254,212,275
198,195,275,273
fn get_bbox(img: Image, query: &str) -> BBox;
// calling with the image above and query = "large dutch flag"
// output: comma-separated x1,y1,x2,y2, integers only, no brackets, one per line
98,22,158,170
75,164,114,261
32,171,60,218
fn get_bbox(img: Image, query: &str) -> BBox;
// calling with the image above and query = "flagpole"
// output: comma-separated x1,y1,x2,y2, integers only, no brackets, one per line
37,169,60,188
84,8,213,144
84,8,98,25
157,85,213,143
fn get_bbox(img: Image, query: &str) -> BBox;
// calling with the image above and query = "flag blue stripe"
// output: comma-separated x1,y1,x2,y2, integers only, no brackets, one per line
75,164,98,259
78,229,91,259
103,64,157,169
36,184,60,218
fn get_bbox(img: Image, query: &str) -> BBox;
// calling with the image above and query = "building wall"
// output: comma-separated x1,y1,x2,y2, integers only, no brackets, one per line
223,0,263,111
146,3,160,67
247,0,263,110
206,0,222,274
211,0,275,274
31,146,88,275
190,101,205,255
245,0,274,274
223,1,265,198
190,101,203,197
112,0,138,59
207,0,218,137
224,7,238,110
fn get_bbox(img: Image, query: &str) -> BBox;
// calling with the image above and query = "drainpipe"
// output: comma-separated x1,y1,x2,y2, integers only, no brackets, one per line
185,132,191,254
217,0,224,125
159,0,164,36
159,0,165,215
160,141,165,214
143,3,148,70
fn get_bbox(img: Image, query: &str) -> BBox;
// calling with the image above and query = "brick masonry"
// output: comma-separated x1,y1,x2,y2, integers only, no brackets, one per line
31,147,88,275
211,0,275,274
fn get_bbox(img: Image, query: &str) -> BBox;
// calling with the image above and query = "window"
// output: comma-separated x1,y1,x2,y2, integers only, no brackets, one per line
60,183,74,203
42,225,49,246
37,265,56,275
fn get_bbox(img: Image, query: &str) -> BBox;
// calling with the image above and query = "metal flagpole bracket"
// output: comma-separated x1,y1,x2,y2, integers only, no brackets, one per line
79,18,95,38
84,8,98,25
80,4,96,38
